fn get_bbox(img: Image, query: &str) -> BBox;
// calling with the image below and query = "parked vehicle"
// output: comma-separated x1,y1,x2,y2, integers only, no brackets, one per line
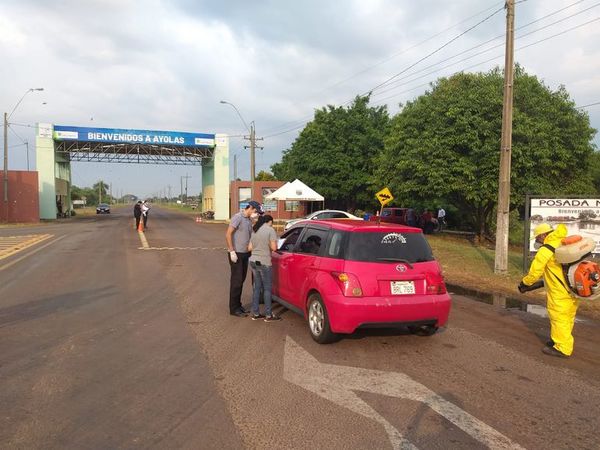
272,220,451,343
369,208,417,226
284,210,361,231
96,203,111,214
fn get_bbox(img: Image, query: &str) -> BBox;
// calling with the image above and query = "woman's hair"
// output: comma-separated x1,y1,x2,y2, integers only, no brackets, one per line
253,214,274,232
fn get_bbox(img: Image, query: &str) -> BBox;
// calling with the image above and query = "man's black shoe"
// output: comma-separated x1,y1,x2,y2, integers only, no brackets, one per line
542,346,569,358
230,310,248,317
546,339,555,348
239,307,249,314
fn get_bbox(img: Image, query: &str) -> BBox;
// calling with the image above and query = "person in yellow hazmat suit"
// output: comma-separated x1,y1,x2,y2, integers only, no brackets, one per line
518,223,579,358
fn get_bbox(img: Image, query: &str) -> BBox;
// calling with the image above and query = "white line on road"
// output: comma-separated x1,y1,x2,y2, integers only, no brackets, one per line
137,231,149,249
0,235,67,273
138,247,227,251
283,336,525,450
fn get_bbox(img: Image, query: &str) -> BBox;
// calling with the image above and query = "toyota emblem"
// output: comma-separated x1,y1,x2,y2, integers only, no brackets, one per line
396,264,407,272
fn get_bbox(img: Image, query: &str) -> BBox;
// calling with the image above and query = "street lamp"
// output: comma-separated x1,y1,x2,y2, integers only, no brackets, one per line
220,100,257,195
4,88,44,211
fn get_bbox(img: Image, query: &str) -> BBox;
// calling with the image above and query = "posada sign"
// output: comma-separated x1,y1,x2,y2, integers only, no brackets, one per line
537,199,600,207
529,198,600,253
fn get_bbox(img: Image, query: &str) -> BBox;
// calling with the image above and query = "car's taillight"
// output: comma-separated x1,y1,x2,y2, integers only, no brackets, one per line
425,273,447,294
331,272,363,297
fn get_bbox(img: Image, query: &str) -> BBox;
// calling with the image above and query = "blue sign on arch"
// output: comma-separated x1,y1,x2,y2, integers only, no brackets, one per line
53,125,215,147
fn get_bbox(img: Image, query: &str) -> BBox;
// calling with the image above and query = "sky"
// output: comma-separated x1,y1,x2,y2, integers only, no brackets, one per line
1,0,599,199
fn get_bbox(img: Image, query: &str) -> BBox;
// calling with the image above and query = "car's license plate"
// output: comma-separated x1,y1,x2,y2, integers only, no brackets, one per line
390,281,415,295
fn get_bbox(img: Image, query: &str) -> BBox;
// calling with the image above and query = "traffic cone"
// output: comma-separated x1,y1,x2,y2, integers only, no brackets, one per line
138,218,144,232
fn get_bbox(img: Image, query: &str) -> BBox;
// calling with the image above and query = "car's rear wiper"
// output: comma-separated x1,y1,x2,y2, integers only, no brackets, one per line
376,258,414,268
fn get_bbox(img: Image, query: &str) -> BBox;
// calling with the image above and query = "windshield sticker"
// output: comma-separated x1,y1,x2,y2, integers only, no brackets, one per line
381,233,407,244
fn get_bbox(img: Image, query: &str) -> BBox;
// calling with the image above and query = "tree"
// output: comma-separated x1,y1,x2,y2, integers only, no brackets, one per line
255,170,277,181
579,210,597,221
272,96,390,211
589,151,600,193
375,67,597,237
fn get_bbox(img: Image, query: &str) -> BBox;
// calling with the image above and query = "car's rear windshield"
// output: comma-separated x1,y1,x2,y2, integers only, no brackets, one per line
99,204,109,207
345,231,434,263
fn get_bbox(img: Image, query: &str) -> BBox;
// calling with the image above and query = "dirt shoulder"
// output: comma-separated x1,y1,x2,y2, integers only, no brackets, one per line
427,234,600,321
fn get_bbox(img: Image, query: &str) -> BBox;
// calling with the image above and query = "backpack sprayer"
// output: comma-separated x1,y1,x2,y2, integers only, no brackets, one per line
520,235,600,300
555,235,600,300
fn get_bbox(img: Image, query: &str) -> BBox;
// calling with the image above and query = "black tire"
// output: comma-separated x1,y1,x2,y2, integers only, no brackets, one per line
307,293,338,344
408,325,438,336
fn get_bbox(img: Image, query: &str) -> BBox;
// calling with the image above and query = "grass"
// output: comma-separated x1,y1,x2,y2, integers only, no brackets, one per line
428,234,600,320
156,203,203,215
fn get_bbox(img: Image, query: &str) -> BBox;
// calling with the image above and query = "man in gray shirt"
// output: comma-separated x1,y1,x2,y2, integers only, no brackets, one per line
225,200,262,317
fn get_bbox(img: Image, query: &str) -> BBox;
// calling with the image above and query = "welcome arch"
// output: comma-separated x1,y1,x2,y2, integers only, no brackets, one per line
35,124,230,220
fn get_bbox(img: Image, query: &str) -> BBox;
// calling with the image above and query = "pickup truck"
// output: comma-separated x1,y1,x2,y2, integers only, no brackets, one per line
369,207,417,226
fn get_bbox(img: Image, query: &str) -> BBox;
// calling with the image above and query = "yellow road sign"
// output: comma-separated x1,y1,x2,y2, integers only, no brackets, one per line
375,187,394,206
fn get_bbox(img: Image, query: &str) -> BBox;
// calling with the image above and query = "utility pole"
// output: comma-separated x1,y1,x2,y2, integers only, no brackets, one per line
99,180,102,204
234,154,238,180
167,185,172,203
494,0,515,274
180,176,183,204
244,122,263,197
3,112,7,206
180,174,191,204
25,140,29,171
2,88,43,220
110,183,113,204
185,173,189,203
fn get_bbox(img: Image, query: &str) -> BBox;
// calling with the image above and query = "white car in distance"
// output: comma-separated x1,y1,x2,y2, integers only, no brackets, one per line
283,209,361,231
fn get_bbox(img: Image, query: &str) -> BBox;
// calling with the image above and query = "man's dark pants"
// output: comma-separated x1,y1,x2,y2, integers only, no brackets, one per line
229,252,250,313
135,215,141,229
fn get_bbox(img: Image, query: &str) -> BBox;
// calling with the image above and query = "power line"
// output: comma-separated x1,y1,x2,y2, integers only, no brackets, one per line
264,4,509,137
374,16,600,105
263,1,595,139
317,1,505,93
371,1,600,98
8,122,36,129
577,101,600,109
8,125,26,144
261,2,506,136
360,5,505,97
264,15,600,139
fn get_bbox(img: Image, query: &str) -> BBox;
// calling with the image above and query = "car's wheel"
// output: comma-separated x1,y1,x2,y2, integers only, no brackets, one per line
408,324,438,336
307,293,337,344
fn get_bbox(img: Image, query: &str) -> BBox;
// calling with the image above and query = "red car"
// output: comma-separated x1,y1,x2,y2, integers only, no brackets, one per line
272,220,451,343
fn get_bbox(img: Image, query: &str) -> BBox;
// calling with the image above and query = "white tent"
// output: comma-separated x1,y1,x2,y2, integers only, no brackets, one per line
265,179,324,219
265,179,324,201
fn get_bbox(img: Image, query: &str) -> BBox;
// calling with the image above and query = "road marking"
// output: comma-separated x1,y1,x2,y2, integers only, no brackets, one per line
137,231,149,249
283,337,525,450
0,235,66,272
138,246,227,251
0,234,53,261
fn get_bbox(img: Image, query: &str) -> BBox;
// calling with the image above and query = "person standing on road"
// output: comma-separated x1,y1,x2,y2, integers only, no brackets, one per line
226,200,263,317
134,201,142,230
248,214,281,322
519,223,579,358
141,200,151,229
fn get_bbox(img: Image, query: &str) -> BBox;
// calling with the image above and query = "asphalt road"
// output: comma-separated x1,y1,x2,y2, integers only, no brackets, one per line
1,207,600,449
